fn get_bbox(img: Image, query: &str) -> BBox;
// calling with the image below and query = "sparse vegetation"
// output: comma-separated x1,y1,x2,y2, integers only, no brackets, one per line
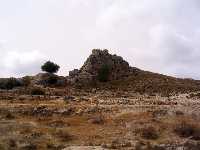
41,61,60,74
54,129,72,142
140,126,159,140
174,120,200,139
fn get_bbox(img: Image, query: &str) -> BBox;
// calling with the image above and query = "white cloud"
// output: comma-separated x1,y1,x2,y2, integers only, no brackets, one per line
0,0,200,79
0,46,45,77
86,0,200,79
148,24,200,78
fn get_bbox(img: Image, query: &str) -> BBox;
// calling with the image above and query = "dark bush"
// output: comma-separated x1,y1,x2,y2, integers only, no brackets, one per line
98,64,110,82
0,78,22,90
31,87,45,95
8,139,17,148
174,121,200,139
41,61,60,74
174,121,194,138
140,126,159,140
45,75,58,85
0,80,5,89
38,74,59,86
5,112,15,119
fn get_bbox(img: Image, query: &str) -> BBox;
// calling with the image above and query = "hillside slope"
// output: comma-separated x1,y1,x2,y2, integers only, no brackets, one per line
101,68,200,95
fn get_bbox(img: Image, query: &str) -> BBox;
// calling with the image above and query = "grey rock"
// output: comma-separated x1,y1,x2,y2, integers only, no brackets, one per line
69,69,80,77
68,49,133,85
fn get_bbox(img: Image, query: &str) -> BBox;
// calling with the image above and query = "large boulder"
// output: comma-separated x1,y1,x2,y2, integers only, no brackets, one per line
68,49,132,85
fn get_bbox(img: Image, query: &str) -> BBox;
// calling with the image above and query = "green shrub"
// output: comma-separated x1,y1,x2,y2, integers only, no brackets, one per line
31,87,45,95
41,61,60,74
98,64,110,82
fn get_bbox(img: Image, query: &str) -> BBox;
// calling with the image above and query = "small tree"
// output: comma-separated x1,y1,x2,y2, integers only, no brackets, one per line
98,64,110,82
41,61,60,74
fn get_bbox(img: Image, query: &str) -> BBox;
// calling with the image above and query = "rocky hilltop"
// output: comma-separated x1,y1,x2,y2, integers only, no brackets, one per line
68,49,133,85
1,49,200,96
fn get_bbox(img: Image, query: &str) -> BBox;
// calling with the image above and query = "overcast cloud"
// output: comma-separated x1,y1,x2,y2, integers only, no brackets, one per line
0,0,200,78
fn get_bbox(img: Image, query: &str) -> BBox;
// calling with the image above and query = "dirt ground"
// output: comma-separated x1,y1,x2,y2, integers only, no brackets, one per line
0,90,200,150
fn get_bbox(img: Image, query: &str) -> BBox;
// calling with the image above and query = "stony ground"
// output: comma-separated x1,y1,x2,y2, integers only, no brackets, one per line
0,89,200,150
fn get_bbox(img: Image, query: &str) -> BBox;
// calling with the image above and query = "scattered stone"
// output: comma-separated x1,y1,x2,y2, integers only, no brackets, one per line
31,106,53,117
175,110,184,116
103,139,132,149
20,143,37,150
60,108,75,116
183,140,200,150
63,146,107,150
64,96,75,101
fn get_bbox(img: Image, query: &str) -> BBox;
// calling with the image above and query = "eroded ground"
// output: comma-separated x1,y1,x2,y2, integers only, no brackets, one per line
0,90,200,150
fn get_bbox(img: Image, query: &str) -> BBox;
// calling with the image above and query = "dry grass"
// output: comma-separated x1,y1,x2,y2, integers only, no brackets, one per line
53,129,73,142
114,111,152,124
0,85,200,149
88,115,105,124
174,119,200,140
140,126,159,140
102,70,200,95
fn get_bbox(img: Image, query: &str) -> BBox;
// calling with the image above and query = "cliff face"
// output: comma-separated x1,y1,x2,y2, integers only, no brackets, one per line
68,49,132,85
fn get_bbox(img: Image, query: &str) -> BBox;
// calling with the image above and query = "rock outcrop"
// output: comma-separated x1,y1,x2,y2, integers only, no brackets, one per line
68,49,133,85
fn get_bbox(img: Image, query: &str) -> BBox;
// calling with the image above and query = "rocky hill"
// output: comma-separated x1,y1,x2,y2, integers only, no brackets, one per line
68,49,134,85
67,49,200,95
1,49,200,95
104,70,200,96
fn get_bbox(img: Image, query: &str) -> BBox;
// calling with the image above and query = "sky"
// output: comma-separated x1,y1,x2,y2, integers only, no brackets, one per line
0,0,200,79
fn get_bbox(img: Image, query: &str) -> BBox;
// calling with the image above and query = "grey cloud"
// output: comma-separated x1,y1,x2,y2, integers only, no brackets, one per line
148,24,200,78
0,0,200,79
